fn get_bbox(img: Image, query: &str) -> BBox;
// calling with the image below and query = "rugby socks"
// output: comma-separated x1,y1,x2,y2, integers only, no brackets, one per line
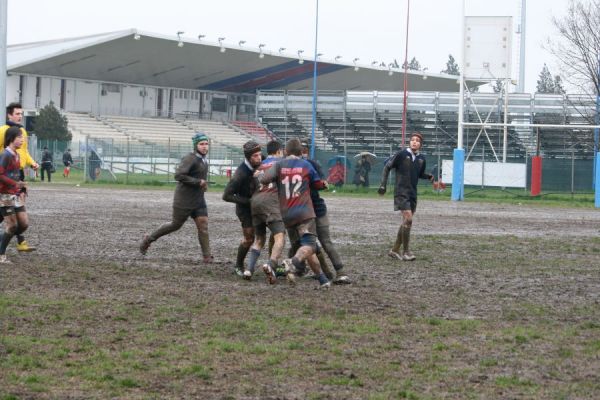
403,226,411,254
236,243,251,270
247,248,261,273
316,250,334,280
197,222,210,258
317,273,329,286
0,231,14,254
392,226,404,253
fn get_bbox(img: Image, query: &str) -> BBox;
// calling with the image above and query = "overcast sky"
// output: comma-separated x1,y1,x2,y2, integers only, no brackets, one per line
7,0,569,93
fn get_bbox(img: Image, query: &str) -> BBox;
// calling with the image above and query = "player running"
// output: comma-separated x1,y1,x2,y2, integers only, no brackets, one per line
139,133,212,263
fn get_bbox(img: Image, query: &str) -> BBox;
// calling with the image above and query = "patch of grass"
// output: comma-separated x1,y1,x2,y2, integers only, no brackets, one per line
494,375,537,389
181,364,211,380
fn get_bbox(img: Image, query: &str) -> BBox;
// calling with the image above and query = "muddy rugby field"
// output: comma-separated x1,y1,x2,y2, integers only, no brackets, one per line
1,185,599,399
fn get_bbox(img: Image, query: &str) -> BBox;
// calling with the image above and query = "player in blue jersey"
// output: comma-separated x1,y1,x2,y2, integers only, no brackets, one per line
378,132,434,261
258,138,331,288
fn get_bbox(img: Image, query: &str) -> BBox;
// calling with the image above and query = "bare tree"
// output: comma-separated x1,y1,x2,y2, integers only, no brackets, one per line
546,0,599,96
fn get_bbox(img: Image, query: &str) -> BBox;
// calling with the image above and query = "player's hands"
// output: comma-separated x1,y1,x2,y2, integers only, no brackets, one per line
323,180,329,190
31,162,39,170
377,185,386,196
429,175,435,182
199,179,208,191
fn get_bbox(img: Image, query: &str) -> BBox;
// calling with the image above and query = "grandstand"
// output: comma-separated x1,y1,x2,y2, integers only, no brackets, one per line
257,90,598,161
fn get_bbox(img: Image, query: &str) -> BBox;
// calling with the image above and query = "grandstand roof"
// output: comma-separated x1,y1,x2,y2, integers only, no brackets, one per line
8,29,477,93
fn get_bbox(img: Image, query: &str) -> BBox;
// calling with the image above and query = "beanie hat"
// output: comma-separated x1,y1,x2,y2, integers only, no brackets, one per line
243,140,262,159
192,133,209,147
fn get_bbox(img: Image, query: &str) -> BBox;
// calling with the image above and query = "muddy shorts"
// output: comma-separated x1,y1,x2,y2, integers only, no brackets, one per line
173,206,208,221
0,194,17,217
253,214,285,237
394,194,417,213
287,219,317,249
236,208,253,228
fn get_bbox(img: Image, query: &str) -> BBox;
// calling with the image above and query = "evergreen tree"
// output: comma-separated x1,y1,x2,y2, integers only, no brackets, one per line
402,57,422,71
536,64,556,93
441,54,460,75
492,79,504,93
32,102,71,141
553,75,565,94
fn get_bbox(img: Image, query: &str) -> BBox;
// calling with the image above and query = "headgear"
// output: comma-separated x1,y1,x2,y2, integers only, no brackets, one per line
243,140,262,159
192,133,209,147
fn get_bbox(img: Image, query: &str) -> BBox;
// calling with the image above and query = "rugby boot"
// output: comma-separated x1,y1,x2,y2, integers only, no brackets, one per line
282,259,296,284
261,263,277,285
388,250,403,260
16,241,36,252
333,274,352,284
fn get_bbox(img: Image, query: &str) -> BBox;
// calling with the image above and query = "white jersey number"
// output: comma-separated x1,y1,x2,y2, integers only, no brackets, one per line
282,174,302,199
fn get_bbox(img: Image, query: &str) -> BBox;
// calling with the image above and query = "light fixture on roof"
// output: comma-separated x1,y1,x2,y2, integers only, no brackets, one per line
353,58,360,71
218,37,226,53
198,34,206,40
422,67,428,80
259,44,266,58
371,61,378,67
298,50,304,64
239,40,246,46
316,53,323,60
388,66,393,76
133,33,141,40
278,47,286,53
177,31,184,47
335,55,342,62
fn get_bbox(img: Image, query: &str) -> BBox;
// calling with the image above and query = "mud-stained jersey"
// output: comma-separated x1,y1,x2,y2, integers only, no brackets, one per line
251,156,282,217
259,156,326,227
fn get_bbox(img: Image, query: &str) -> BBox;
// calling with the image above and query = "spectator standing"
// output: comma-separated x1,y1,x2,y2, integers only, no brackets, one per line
40,147,53,182
62,148,73,178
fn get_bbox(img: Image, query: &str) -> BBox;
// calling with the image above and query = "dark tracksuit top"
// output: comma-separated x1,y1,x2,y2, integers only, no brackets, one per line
173,152,208,210
380,148,432,211
223,160,256,222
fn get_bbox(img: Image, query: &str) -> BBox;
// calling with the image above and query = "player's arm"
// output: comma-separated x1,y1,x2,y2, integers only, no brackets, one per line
258,163,277,186
222,169,251,205
20,133,39,169
0,159,22,193
418,158,434,181
378,154,397,195
174,154,202,186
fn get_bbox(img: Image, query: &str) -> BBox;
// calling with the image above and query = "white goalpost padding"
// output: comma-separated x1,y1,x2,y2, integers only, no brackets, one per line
443,160,526,188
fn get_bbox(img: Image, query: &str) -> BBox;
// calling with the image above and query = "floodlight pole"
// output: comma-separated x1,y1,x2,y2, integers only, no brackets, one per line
401,0,410,148
452,0,466,201
0,0,7,118
310,0,319,159
594,52,599,207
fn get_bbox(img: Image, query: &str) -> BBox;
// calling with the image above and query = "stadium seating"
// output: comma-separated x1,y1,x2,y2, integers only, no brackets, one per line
256,90,597,161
